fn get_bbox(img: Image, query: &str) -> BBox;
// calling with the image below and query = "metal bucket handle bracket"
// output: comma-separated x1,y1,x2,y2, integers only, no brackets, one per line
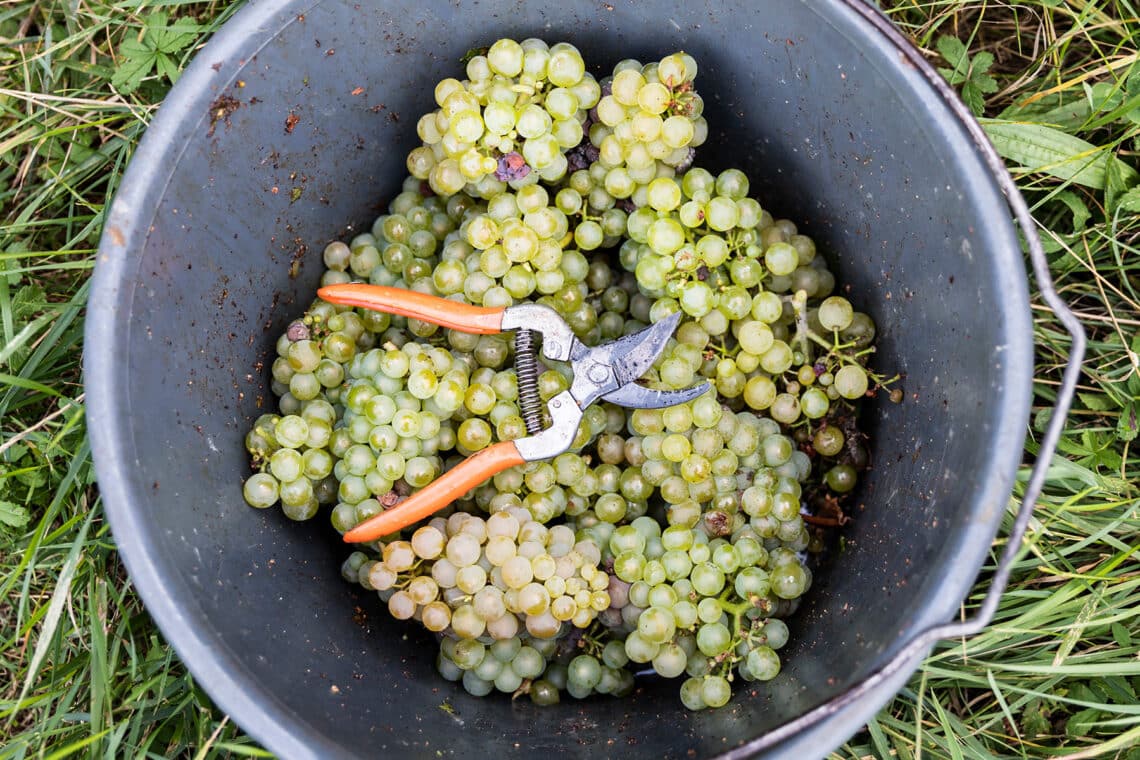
728,2,1089,755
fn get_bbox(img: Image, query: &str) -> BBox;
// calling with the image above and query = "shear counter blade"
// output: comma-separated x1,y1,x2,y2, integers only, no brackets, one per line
602,380,711,409
597,311,683,387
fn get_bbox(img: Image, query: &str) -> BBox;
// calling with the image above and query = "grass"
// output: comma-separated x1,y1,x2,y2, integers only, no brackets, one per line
0,0,1137,757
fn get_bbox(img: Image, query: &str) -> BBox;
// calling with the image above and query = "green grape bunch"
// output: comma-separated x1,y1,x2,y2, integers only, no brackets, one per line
241,38,895,712
406,38,601,196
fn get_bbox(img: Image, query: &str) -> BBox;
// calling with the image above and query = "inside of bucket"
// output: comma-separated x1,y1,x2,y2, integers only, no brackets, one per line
108,0,1031,756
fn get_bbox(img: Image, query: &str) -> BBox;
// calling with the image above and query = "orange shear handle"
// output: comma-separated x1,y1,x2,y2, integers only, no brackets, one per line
317,283,504,334
342,441,526,542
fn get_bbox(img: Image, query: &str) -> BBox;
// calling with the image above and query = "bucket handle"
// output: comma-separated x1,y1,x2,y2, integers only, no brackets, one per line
729,2,1088,755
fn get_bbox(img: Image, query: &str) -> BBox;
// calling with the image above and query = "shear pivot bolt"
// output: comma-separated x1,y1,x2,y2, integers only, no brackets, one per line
588,364,610,383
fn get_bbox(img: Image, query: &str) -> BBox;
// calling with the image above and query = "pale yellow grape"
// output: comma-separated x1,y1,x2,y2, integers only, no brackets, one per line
388,590,416,620
551,595,576,621
501,555,534,588
431,557,459,588
421,601,451,632
834,364,870,399
457,149,489,180
485,535,517,566
531,553,557,580
446,533,482,566
626,141,655,171
417,113,442,143
612,69,646,105
367,563,398,591
383,540,416,572
515,104,551,139
441,89,480,117
638,82,671,114
474,586,506,621
407,146,436,178
553,118,584,149
429,159,466,196
466,54,491,81
517,539,544,559
456,564,488,594
486,612,519,640
662,115,695,148
526,610,561,638
487,38,524,77
486,511,520,539
449,110,484,143
522,134,560,169
657,53,688,86
407,575,439,605
596,95,626,127
518,520,548,544
544,575,567,597
434,77,464,107
547,43,586,87
644,138,668,160
458,515,488,543
647,177,682,212
598,134,624,167
548,524,575,547
451,604,486,639
519,582,551,615
744,376,778,410
410,526,444,562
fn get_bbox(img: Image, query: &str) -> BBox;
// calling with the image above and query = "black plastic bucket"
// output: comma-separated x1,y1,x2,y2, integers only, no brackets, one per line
86,1,1083,757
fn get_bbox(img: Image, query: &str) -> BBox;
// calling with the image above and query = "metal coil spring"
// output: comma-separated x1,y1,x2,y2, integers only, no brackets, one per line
514,329,544,435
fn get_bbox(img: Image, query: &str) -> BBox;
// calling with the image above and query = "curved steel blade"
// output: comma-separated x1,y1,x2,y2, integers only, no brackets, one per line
602,380,711,409
595,311,683,386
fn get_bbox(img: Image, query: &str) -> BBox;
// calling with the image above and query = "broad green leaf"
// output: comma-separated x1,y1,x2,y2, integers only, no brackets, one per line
119,37,155,59
1055,189,1091,232
1117,400,1138,442
1106,151,1138,214
981,119,1138,189
1078,392,1112,411
155,53,180,85
143,10,170,32
1128,368,1140,397
1066,707,1105,738
16,467,48,488
1114,186,1140,214
1,442,27,462
971,52,997,90
936,36,967,74
1020,698,1050,738
999,93,1090,129
962,84,984,117
157,17,201,53
0,499,29,528
111,48,155,94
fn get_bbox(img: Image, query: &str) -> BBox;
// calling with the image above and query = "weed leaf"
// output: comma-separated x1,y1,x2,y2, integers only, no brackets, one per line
981,120,1138,189
0,500,30,529
1117,400,1138,442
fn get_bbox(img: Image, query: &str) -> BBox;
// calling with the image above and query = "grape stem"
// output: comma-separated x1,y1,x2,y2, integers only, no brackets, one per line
789,289,813,364
783,293,901,392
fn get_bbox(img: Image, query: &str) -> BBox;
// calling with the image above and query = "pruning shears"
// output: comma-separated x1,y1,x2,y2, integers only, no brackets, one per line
316,283,709,542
